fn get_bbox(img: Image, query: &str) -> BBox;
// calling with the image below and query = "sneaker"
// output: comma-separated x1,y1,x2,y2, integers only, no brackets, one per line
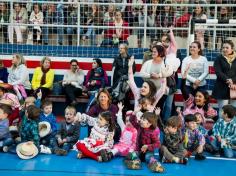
40,145,52,154
2,146,8,153
77,152,85,159
148,161,165,173
107,152,113,161
125,151,139,160
100,149,108,162
124,159,141,170
195,153,206,160
54,148,67,156
97,156,103,162
180,157,188,165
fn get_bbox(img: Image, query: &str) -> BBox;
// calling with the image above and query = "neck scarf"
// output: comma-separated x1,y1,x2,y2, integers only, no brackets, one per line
40,66,50,86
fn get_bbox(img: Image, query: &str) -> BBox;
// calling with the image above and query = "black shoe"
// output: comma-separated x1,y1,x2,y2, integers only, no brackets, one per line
195,153,206,160
100,149,108,162
107,152,113,161
180,157,188,165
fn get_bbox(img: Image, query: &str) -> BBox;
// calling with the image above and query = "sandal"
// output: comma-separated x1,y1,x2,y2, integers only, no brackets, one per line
148,161,165,173
124,159,141,170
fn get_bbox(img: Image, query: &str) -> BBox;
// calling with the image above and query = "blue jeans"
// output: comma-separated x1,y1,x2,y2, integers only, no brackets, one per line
42,26,64,45
0,137,14,147
163,94,174,121
53,142,73,153
86,92,97,113
210,137,236,158
40,131,57,148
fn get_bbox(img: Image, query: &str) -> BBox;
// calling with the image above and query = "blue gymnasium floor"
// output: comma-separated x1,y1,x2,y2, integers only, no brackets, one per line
0,148,236,176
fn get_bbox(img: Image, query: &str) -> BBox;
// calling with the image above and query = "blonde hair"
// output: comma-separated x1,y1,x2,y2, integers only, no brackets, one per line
65,106,77,115
40,56,51,67
12,54,25,69
0,60,4,68
25,96,36,104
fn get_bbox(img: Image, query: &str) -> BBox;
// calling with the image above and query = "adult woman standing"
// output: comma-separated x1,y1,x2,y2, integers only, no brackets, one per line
8,54,31,100
62,59,84,106
181,41,209,96
212,40,236,114
31,57,54,100
140,45,172,91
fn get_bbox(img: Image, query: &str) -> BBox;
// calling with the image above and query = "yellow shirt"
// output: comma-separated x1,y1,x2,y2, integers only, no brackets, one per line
31,67,54,90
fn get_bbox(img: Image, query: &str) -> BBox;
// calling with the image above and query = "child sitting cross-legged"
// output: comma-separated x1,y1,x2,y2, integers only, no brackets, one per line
39,100,57,154
209,104,236,158
160,115,188,164
101,102,138,161
125,111,165,173
182,114,206,160
53,106,80,156
75,111,115,162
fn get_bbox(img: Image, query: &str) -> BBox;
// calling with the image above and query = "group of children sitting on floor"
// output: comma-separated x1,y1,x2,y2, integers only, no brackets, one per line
0,86,236,173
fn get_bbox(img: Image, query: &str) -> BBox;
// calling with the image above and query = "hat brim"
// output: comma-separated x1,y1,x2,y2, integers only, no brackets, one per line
16,142,39,160
39,121,51,138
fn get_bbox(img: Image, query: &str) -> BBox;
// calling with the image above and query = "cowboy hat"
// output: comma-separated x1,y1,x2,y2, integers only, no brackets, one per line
38,121,51,138
0,99,13,106
16,142,38,159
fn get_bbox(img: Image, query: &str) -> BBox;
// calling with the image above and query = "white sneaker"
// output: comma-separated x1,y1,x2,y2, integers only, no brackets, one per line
40,145,52,154
3,146,8,152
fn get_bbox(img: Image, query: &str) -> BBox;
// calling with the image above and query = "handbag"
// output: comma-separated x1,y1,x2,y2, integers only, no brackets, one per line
230,84,236,99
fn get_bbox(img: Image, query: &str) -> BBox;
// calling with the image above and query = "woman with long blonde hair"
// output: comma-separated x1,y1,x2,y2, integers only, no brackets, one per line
8,54,31,100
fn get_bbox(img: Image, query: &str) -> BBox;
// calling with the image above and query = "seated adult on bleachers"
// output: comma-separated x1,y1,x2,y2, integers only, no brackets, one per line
62,59,84,106
31,57,54,100
8,3,28,44
8,54,31,100
0,2,10,43
84,58,109,111
0,60,8,84
102,9,129,47
84,58,108,93
28,3,44,45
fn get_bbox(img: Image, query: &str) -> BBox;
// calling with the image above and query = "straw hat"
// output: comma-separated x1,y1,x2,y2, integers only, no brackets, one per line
38,121,51,138
0,99,13,106
16,142,38,159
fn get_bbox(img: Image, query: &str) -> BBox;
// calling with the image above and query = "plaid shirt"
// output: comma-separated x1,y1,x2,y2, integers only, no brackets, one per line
20,115,39,147
183,128,205,149
213,117,236,147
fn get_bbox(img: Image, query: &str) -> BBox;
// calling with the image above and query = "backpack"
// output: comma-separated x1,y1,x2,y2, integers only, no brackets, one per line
111,75,130,103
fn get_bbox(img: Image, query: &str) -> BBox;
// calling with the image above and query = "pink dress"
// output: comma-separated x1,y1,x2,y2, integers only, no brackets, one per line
113,126,137,156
